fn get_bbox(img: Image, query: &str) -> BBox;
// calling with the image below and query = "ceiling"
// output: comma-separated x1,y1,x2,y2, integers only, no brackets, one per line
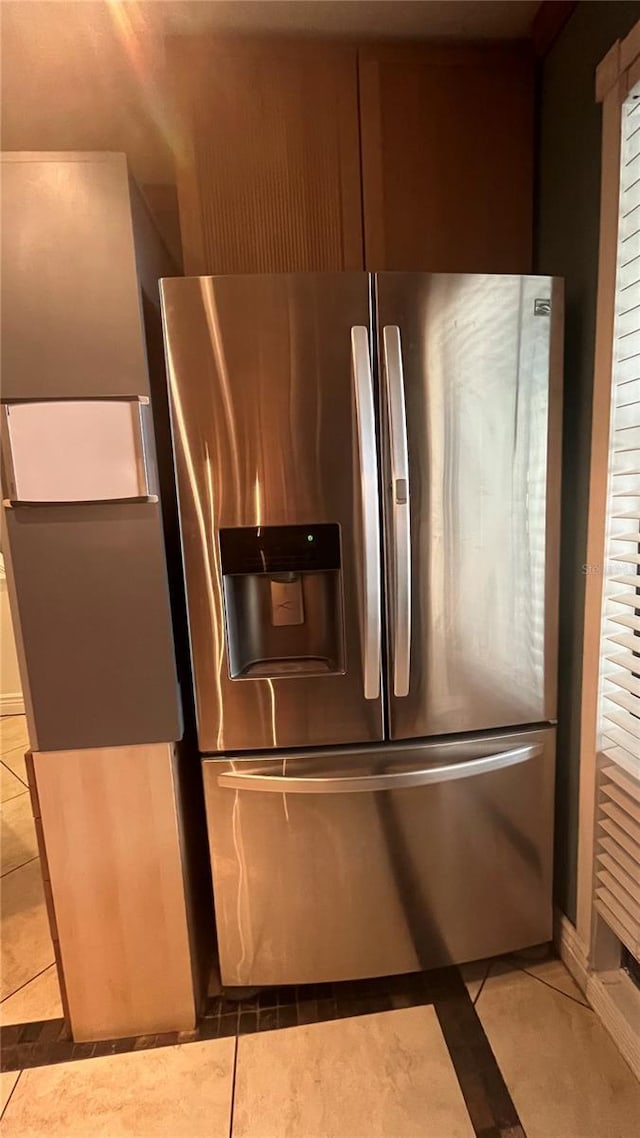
1,2,542,44
111,1,541,39
0,0,542,255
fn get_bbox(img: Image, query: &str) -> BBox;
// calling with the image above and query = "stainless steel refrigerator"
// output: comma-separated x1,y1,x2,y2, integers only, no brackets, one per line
160,272,562,987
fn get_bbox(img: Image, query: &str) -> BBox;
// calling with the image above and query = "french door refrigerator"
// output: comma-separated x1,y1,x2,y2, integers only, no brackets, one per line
160,272,562,987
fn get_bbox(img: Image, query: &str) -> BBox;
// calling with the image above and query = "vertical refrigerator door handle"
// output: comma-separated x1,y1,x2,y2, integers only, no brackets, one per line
383,325,411,698
351,326,381,700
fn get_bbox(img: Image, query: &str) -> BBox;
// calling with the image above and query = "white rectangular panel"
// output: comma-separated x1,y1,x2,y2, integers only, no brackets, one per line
3,399,150,503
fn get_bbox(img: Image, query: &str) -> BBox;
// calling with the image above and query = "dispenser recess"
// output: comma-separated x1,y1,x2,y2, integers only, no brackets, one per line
219,524,345,680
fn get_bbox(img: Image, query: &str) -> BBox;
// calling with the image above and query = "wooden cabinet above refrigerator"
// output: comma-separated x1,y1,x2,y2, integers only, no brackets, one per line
170,38,534,276
359,43,534,273
169,38,364,274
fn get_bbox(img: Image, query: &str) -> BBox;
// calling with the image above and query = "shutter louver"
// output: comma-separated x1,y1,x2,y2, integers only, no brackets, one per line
596,768,640,958
596,89,640,958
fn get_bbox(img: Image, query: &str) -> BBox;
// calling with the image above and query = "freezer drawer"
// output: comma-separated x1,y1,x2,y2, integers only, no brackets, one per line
203,727,555,986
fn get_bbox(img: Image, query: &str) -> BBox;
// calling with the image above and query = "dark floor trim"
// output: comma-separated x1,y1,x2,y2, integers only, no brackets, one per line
227,1035,239,1138
0,966,524,1138
435,969,525,1138
0,967,453,1072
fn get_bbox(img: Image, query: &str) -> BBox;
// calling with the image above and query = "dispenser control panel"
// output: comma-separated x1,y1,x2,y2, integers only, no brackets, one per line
219,524,341,575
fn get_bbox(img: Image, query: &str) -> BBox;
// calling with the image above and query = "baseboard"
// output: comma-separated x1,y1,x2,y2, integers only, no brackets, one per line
554,908,589,994
586,970,640,1081
0,692,24,716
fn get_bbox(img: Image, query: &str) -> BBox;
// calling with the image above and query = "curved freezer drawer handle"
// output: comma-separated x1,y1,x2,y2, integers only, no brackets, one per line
217,743,542,794
351,326,381,701
382,326,411,698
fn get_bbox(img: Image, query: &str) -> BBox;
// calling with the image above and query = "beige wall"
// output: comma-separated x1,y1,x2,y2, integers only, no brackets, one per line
0,2,182,262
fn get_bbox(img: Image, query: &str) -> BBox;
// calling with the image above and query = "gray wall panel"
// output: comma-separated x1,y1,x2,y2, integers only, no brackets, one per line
6,504,181,750
1,152,181,750
1,153,149,401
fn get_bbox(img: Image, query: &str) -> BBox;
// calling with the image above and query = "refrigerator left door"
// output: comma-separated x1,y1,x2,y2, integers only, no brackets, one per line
161,273,384,752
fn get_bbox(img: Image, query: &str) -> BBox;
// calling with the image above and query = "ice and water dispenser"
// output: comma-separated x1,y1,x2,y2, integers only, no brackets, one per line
219,524,345,679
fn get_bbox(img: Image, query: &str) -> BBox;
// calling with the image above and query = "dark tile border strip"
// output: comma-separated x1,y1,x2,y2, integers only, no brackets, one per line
0,965,524,1138
0,968,450,1074
435,969,525,1138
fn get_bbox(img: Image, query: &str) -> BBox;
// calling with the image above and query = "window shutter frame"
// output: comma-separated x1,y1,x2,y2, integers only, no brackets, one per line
595,81,640,960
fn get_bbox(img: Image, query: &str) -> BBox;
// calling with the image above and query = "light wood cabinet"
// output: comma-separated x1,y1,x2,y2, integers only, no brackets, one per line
31,743,200,1042
359,44,534,273
170,38,534,277
170,38,363,274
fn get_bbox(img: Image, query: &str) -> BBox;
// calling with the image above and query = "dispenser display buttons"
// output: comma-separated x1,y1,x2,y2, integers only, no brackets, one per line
219,524,341,575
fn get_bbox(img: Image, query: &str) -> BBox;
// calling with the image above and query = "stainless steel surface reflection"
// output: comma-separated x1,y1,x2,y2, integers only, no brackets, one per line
160,274,384,752
204,726,556,986
161,271,562,990
376,274,563,739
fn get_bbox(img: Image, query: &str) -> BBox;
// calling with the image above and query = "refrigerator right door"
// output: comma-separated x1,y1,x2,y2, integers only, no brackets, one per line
376,274,562,741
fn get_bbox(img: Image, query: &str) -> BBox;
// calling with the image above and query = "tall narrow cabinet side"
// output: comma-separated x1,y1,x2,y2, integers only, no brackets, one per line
32,743,198,1042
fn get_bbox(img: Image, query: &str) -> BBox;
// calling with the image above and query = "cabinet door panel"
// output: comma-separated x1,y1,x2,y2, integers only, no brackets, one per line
170,38,363,274
359,44,534,273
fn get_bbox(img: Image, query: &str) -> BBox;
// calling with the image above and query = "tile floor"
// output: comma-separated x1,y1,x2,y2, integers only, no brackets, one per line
475,960,640,1138
1,713,638,1137
232,1006,474,1138
2,957,639,1137
0,716,63,1023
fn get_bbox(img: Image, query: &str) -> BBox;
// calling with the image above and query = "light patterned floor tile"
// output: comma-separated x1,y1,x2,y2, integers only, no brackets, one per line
1,1038,234,1137
1,790,37,875
1,762,26,803
459,958,491,1001
0,1071,20,1117
0,964,62,1025
483,955,589,1007
476,964,640,1138
0,717,29,758
1,859,55,1001
234,1005,474,1138
512,956,588,1005
1,747,28,786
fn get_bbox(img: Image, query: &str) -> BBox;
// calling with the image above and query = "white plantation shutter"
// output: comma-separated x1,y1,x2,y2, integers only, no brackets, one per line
596,84,640,959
